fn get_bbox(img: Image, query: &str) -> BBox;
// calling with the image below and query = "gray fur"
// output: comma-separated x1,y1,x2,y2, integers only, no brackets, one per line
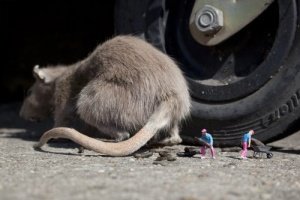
20,36,191,154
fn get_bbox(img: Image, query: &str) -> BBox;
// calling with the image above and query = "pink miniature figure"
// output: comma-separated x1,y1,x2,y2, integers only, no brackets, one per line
240,130,255,159
198,129,216,159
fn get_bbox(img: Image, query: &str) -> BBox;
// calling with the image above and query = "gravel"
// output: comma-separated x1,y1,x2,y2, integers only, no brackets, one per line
0,103,300,200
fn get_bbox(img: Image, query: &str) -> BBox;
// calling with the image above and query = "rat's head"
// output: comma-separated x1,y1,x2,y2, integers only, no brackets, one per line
19,65,59,122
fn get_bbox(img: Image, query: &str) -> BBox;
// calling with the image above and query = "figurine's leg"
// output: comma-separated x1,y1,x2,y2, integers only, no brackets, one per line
200,146,206,157
210,146,216,158
241,142,248,158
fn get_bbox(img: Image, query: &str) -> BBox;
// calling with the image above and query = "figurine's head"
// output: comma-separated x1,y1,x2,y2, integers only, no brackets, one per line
249,130,255,135
201,129,207,135
19,65,62,122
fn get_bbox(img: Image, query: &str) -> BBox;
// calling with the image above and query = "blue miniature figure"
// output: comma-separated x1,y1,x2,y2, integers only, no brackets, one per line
240,130,255,159
199,129,216,159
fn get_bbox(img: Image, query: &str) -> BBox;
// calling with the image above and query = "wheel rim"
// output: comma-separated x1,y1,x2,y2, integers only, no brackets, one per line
163,0,297,102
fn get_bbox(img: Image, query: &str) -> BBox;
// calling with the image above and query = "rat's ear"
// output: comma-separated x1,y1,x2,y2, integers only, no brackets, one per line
33,65,54,84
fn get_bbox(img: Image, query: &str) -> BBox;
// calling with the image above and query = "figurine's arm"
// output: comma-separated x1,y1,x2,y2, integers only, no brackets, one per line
248,136,251,147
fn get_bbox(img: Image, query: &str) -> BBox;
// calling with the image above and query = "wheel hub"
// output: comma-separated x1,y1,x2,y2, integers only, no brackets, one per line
189,0,275,46
165,0,297,102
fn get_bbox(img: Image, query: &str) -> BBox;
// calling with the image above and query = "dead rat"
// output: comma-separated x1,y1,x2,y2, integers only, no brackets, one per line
20,35,191,156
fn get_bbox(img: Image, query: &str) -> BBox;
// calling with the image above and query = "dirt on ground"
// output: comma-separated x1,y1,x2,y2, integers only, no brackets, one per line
0,103,300,200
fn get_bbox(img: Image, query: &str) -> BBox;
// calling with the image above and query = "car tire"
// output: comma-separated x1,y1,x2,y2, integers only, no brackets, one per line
115,0,300,146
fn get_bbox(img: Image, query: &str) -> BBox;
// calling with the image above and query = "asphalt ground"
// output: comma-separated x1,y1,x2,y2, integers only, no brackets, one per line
0,103,299,200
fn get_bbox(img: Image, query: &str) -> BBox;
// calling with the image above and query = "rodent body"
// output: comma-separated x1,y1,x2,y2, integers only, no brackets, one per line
20,36,191,156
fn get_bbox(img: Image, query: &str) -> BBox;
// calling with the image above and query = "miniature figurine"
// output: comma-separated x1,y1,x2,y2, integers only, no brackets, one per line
198,129,216,159
240,129,255,159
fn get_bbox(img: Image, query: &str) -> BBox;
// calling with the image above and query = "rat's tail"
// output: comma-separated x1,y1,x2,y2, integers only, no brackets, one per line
34,98,183,156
